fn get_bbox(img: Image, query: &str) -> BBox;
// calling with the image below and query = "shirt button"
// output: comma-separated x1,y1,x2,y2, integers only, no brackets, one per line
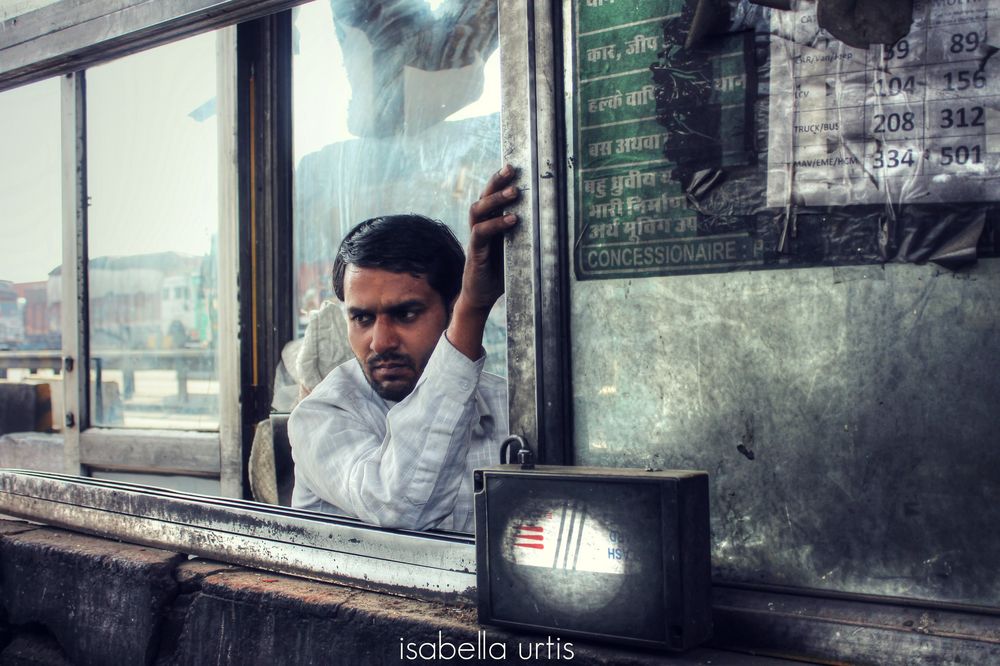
459,380,470,390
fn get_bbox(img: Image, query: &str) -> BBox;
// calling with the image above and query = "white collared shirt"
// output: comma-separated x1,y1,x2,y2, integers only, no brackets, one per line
288,334,507,532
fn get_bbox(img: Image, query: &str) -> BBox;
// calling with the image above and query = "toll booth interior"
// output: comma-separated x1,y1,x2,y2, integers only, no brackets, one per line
0,0,998,663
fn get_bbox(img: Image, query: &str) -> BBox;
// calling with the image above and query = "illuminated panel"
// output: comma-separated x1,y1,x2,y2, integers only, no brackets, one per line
475,466,711,651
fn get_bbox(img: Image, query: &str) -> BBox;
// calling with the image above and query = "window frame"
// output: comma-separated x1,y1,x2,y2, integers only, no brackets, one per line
0,469,477,604
236,11,295,496
499,0,573,466
0,0,309,93
0,0,306,495
57,33,243,495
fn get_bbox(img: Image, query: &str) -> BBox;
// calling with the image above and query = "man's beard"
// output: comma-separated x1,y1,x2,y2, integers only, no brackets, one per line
363,351,418,402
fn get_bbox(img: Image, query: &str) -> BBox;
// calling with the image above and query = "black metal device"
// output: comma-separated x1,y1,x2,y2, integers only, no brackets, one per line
474,465,712,651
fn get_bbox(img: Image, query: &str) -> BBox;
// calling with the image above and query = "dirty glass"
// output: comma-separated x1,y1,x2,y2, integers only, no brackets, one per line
568,0,1000,607
0,77,64,431
86,32,221,430
290,0,504,407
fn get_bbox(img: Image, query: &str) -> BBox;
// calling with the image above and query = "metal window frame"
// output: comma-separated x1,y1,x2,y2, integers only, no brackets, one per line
236,11,295,497
500,0,573,466
0,0,310,93
0,469,476,604
59,69,88,476
44,7,248,496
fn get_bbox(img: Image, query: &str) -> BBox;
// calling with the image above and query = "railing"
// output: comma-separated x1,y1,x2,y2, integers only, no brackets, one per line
0,350,217,424
0,351,62,377
0,349,213,387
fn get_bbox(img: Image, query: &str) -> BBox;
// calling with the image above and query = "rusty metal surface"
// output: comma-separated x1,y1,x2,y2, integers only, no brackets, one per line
500,0,573,466
0,470,477,603
712,585,1000,665
499,0,541,461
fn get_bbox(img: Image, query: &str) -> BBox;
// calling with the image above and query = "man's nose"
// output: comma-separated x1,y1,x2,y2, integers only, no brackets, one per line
369,316,399,354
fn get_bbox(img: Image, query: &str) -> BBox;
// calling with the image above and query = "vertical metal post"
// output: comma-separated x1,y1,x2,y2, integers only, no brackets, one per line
217,25,244,498
531,0,572,465
499,0,572,464
236,13,294,498
60,71,88,475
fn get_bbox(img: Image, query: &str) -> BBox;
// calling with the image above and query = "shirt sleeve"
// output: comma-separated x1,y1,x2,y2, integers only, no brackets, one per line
287,334,486,530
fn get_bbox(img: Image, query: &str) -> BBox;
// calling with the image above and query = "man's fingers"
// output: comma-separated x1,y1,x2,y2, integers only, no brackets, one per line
470,185,519,225
469,213,518,248
479,164,516,200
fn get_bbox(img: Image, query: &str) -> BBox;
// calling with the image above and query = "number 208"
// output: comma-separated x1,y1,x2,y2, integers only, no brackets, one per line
872,112,915,133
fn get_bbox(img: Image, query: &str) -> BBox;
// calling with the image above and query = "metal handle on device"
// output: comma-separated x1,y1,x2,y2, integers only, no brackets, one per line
499,435,534,469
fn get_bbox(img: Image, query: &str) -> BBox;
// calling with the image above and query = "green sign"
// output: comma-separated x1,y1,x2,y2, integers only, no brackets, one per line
573,0,758,280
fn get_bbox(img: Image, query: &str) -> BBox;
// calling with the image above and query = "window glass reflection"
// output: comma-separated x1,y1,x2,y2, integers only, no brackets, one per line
291,0,504,389
0,78,64,429
86,32,221,430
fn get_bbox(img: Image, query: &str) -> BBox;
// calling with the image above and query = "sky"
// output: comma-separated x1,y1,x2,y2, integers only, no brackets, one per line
0,78,63,284
0,32,220,285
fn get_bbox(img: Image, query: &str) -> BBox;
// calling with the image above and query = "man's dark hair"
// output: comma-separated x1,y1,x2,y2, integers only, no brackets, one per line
332,214,465,306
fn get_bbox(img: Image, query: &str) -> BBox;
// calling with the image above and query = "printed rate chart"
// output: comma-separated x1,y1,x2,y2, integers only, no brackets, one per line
767,0,1000,207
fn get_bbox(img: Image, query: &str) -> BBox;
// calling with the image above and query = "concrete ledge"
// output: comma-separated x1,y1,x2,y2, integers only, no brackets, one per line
166,564,786,665
0,520,790,665
0,525,184,665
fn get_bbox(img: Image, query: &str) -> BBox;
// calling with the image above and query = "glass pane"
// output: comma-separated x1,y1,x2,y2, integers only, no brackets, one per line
291,0,504,392
0,77,64,422
567,0,1000,607
86,32,221,430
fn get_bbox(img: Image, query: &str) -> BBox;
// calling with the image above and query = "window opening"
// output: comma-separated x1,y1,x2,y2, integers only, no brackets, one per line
0,77,64,455
86,32,223,431
290,0,505,392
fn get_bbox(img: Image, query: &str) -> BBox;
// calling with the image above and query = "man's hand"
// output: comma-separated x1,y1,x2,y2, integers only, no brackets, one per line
447,164,520,360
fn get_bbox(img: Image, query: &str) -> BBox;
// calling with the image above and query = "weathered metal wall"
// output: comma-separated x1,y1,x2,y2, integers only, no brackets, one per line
571,259,1000,607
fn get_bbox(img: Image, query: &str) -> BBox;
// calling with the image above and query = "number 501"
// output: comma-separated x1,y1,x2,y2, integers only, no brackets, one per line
940,145,982,165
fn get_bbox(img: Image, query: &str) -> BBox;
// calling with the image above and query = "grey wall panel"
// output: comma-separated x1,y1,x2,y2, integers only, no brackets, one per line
0,0,307,91
570,259,1000,607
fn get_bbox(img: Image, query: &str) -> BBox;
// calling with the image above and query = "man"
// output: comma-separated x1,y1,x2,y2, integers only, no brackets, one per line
288,166,519,532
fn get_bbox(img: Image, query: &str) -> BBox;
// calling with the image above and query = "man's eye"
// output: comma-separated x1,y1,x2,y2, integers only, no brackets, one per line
398,309,420,322
351,313,373,325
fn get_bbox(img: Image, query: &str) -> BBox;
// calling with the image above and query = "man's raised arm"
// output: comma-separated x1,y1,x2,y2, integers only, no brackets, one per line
447,164,520,360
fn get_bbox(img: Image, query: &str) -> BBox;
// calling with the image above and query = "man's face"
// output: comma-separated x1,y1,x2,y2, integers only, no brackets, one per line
342,265,450,402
